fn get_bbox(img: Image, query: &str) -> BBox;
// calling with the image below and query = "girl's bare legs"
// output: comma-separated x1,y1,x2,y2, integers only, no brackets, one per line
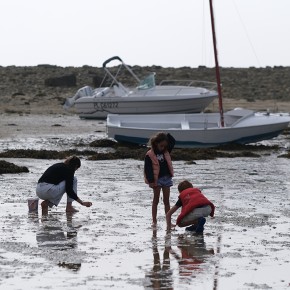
152,187,161,226
162,187,171,214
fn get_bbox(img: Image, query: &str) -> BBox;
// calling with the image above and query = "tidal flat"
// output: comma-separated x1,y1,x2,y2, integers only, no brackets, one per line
0,114,290,290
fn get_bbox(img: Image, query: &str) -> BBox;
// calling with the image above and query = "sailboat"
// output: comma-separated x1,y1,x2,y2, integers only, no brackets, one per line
107,0,290,148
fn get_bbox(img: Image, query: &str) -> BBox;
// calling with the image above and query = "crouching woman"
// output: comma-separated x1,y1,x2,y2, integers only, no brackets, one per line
36,156,92,214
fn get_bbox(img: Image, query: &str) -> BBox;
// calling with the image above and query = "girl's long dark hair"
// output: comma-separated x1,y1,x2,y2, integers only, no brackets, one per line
64,156,81,170
148,132,168,150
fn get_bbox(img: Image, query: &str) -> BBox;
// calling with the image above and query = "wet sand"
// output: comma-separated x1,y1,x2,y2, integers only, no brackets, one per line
0,114,290,290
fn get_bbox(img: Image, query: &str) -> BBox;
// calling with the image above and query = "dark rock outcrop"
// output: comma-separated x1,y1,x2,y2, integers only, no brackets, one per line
89,139,117,147
44,74,76,87
0,149,96,159
0,160,29,174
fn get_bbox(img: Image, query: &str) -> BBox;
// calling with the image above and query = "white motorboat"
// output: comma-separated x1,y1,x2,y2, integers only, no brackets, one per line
107,0,290,148
64,56,217,119
107,109,290,148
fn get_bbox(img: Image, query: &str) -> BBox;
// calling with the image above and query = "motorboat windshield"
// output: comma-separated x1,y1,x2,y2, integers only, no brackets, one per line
137,73,156,90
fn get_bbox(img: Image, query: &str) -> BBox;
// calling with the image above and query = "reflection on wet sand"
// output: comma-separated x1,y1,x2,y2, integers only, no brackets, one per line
171,234,214,279
145,229,215,289
145,228,173,289
213,234,222,290
35,213,82,271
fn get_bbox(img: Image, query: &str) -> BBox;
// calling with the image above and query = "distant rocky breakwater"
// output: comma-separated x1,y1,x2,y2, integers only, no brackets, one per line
1,65,290,114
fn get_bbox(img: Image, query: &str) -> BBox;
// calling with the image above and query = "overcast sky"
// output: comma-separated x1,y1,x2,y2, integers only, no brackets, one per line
0,0,289,68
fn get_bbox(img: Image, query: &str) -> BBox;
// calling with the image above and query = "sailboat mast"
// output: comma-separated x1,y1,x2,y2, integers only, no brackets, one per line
209,0,224,127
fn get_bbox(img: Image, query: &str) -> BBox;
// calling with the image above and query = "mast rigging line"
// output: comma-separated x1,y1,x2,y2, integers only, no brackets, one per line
232,0,261,67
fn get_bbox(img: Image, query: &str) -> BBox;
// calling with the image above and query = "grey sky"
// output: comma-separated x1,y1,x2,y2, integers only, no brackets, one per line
0,0,289,68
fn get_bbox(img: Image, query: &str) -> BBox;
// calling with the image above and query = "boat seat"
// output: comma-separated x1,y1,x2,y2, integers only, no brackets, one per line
181,120,190,129
94,87,110,97
77,86,93,97
113,85,125,97
226,109,255,127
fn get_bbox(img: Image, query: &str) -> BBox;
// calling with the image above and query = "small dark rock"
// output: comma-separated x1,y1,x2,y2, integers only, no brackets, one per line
34,91,46,97
89,139,117,148
11,92,25,97
185,161,197,165
0,160,29,174
58,262,81,271
5,123,17,126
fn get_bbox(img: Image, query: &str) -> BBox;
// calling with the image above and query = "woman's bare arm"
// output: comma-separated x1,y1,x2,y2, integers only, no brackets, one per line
76,198,92,207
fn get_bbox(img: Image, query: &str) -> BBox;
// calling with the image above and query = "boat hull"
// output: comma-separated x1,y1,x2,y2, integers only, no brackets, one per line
110,127,286,148
107,111,290,148
75,94,216,119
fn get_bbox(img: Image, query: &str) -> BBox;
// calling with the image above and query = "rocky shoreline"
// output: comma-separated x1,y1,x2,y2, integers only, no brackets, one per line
0,146,260,161
1,65,290,114
2,138,290,174
0,160,29,174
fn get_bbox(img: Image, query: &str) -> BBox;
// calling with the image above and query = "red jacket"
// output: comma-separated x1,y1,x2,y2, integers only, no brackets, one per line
176,188,215,226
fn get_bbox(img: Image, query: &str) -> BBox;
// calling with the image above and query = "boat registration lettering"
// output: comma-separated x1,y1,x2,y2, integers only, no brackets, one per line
94,102,118,110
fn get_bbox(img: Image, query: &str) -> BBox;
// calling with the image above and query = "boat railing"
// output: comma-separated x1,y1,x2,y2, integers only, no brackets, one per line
102,56,141,91
159,79,217,91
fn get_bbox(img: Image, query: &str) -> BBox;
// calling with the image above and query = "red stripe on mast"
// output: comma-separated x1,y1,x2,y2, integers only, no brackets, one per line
209,0,224,127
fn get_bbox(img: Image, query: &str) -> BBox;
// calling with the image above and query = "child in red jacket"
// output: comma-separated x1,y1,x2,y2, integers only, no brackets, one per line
166,180,215,233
